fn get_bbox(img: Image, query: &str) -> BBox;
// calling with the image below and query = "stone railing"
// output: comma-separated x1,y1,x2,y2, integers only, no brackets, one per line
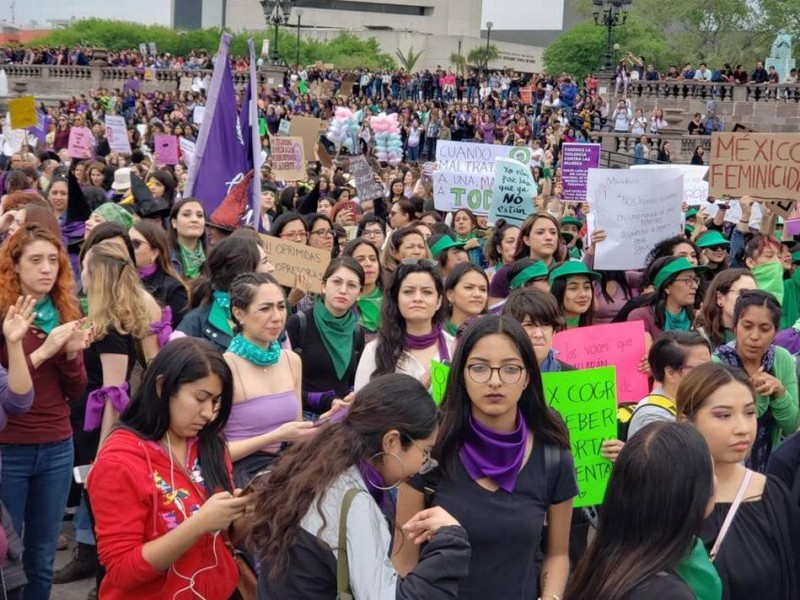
621,80,800,103
584,131,712,163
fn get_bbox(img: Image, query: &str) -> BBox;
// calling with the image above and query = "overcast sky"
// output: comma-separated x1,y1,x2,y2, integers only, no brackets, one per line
2,0,171,27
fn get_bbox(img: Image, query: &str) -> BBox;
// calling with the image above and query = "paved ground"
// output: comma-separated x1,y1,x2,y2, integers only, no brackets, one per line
50,522,95,600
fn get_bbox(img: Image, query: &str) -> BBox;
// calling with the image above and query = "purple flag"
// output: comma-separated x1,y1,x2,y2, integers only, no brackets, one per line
184,33,251,216
28,108,48,147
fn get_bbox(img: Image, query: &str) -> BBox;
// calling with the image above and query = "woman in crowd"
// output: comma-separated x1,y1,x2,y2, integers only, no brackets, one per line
305,212,338,258
443,262,488,336
46,174,69,223
145,170,176,207
355,261,453,391
387,177,407,203
0,224,88,600
483,220,519,279
343,238,384,341
502,289,571,373
711,290,798,472
269,212,313,307
249,373,470,598
381,226,430,275
697,230,730,278
567,423,719,599
83,201,135,239
677,363,800,599
452,208,486,267
169,197,207,280
429,233,470,279
287,258,366,418
389,199,416,231
395,315,577,600
224,273,313,487
548,261,600,329
356,215,387,250
86,338,250,599
736,234,785,304
696,269,756,350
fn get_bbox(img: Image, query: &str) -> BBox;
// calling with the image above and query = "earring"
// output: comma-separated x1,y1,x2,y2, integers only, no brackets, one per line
363,452,405,491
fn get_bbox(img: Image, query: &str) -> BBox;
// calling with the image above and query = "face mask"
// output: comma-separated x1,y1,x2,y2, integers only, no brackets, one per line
752,261,784,305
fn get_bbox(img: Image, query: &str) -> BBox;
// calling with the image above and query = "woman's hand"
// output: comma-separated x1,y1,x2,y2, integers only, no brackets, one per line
587,229,606,256
637,354,650,375
38,321,84,361
287,272,309,306
275,420,316,443
600,439,625,462
463,238,480,250
193,491,250,534
3,295,36,344
319,394,354,420
403,507,461,546
752,369,785,398
64,321,93,354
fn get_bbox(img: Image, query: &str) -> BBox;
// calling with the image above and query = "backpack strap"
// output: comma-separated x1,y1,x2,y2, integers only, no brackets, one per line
644,395,677,416
293,311,307,356
336,488,361,599
792,458,800,507
544,443,559,500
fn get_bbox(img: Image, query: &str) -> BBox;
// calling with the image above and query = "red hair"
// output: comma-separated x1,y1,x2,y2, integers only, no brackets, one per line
0,224,80,322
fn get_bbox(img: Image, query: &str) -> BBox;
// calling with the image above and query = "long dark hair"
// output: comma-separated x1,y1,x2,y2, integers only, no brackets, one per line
444,262,488,319
643,236,699,287
514,212,565,263
484,219,518,266
168,197,207,255
119,338,234,495
566,422,714,600
342,237,384,290
697,268,753,348
435,315,570,476
598,270,632,304
228,272,283,334
373,261,446,377
248,373,437,579
550,269,595,327
190,235,261,309
132,219,185,283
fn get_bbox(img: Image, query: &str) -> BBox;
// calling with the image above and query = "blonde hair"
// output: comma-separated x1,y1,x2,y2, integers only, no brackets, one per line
85,242,152,340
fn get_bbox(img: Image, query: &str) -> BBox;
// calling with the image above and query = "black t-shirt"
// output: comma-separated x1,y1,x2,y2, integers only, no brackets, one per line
767,430,800,507
623,572,695,599
84,329,137,396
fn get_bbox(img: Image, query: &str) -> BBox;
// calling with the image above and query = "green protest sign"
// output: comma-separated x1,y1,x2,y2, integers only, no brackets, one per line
259,117,267,137
430,360,450,406
542,367,617,508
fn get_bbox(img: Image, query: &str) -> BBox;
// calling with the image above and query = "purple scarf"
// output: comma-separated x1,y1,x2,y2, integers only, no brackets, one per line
358,460,391,512
138,264,157,279
404,324,450,362
459,411,528,493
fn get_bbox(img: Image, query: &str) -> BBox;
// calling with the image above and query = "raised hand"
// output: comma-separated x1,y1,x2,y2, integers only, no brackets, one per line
3,295,36,344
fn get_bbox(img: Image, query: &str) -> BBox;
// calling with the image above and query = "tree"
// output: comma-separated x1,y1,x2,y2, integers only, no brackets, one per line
395,47,424,72
450,52,467,76
467,44,500,73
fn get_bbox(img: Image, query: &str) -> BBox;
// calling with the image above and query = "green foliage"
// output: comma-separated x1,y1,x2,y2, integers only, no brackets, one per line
395,47,425,72
450,52,467,76
467,44,500,72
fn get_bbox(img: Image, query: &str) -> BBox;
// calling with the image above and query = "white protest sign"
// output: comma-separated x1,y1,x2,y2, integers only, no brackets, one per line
179,137,195,166
631,164,709,206
193,106,205,125
104,115,131,154
588,169,684,270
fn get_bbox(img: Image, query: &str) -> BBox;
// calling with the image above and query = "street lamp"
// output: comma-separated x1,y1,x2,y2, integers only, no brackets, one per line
592,0,633,73
295,8,303,69
485,21,493,79
258,0,291,65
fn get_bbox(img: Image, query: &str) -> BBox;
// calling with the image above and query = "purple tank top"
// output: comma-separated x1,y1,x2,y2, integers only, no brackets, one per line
225,390,298,452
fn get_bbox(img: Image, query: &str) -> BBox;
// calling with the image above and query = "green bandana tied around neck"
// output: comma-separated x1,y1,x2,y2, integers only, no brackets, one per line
356,287,382,333
208,290,233,336
227,334,281,367
33,295,60,334
178,242,206,280
565,316,581,329
665,307,691,332
444,320,459,336
313,298,355,380
752,261,784,305
675,537,723,600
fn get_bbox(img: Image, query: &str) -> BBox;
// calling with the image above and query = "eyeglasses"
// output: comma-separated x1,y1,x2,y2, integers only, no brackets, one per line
280,231,308,241
310,228,334,238
363,229,383,238
674,276,701,287
706,245,727,252
403,435,439,475
325,277,361,292
466,364,525,384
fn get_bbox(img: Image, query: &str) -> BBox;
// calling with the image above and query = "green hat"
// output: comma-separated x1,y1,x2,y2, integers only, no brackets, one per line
92,202,135,230
792,250,800,264
548,261,601,286
652,257,709,290
686,208,699,219
696,230,730,249
509,261,549,290
428,235,465,259
560,216,583,229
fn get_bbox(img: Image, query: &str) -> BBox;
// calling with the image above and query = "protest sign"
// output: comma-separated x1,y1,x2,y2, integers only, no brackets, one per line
434,141,535,215
104,115,132,154
148,42,157,56
139,42,147,56
786,203,800,236
143,67,155,81
317,143,334,168
632,163,709,206
542,367,616,507
519,87,532,104
270,136,306,181
258,117,267,137
154,134,179,165
588,168,683,270
709,133,800,204
561,143,600,201
193,106,205,125
349,155,384,201
430,360,450,406
179,76,193,92
553,322,648,404
289,116,323,159
259,234,329,293
67,126,93,159
8,96,36,129
489,157,537,226
277,119,291,136
179,137,195,165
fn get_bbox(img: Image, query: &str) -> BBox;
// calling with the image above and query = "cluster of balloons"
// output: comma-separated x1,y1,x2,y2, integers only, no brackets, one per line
369,112,403,166
325,107,360,153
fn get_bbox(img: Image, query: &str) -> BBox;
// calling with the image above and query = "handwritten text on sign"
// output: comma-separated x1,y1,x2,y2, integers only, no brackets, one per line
270,136,306,182
104,115,132,154
543,367,617,508
430,360,450,406
561,143,600,202
349,155,385,201
709,133,800,202
259,234,330,294
552,321,648,404
489,157,537,226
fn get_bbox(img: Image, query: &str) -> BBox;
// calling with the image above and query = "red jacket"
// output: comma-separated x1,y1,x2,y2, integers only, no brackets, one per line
87,429,238,599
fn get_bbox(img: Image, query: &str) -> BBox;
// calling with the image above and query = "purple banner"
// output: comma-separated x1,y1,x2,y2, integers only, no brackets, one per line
561,143,601,202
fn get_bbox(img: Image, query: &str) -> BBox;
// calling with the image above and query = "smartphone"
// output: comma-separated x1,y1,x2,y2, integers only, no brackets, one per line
73,464,91,485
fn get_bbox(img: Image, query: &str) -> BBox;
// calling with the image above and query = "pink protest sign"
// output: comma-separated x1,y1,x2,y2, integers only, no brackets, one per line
552,321,648,404
154,134,179,165
67,126,93,159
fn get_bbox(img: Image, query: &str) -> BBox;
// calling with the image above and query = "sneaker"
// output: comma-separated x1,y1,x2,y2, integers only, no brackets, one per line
57,534,68,551
52,542,97,584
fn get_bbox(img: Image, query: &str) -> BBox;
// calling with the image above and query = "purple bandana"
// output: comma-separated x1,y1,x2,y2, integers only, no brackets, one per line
403,324,450,362
459,410,528,493
138,264,157,279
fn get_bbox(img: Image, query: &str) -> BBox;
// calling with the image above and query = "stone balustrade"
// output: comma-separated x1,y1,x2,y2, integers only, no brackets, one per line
618,80,800,103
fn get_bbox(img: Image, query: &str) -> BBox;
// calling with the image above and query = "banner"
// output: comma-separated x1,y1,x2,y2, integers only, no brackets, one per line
553,322,648,404
289,115,323,160
349,155,384,201
8,96,36,129
67,126,93,159
543,367,617,508
104,115,132,154
154,134,179,165
587,168,683,270
632,164,709,206
271,136,306,181
488,157,537,226
259,234,329,293
561,143,600,201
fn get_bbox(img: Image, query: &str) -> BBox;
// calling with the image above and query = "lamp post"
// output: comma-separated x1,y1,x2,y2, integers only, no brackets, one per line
295,8,303,69
592,0,633,73
258,0,291,65
484,21,493,79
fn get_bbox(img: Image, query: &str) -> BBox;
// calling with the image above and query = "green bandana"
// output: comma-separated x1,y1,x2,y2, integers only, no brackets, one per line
675,537,723,600
752,261,784,305
444,320,459,336
227,334,281,367
665,307,691,332
33,295,60,334
356,287,382,333
313,298,356,380
208,290,233,336
565,316,581,329
178,242,206,280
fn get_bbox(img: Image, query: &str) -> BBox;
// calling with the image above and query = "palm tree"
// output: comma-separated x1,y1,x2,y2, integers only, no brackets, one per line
450,52,467,76
467,44,500,74
395,47,425,72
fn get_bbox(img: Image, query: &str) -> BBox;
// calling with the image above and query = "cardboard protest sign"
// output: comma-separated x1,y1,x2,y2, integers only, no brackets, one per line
709,133,800,205
8,96,36,129
587,168,683,270
349,155,385,201
154,134,179,165
561,143,600,201
553,322,648,404
270,136,306,181
277,119,291,136
259,234,329,294
179,137,195,165
317,143,334,168
519,87,532,104
489,157,537,226
542,367,617,507
67,126,94,159
104,115,132,154
632,164,709,206
289,116,323,160
179,76,193,92
430,360,450,406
